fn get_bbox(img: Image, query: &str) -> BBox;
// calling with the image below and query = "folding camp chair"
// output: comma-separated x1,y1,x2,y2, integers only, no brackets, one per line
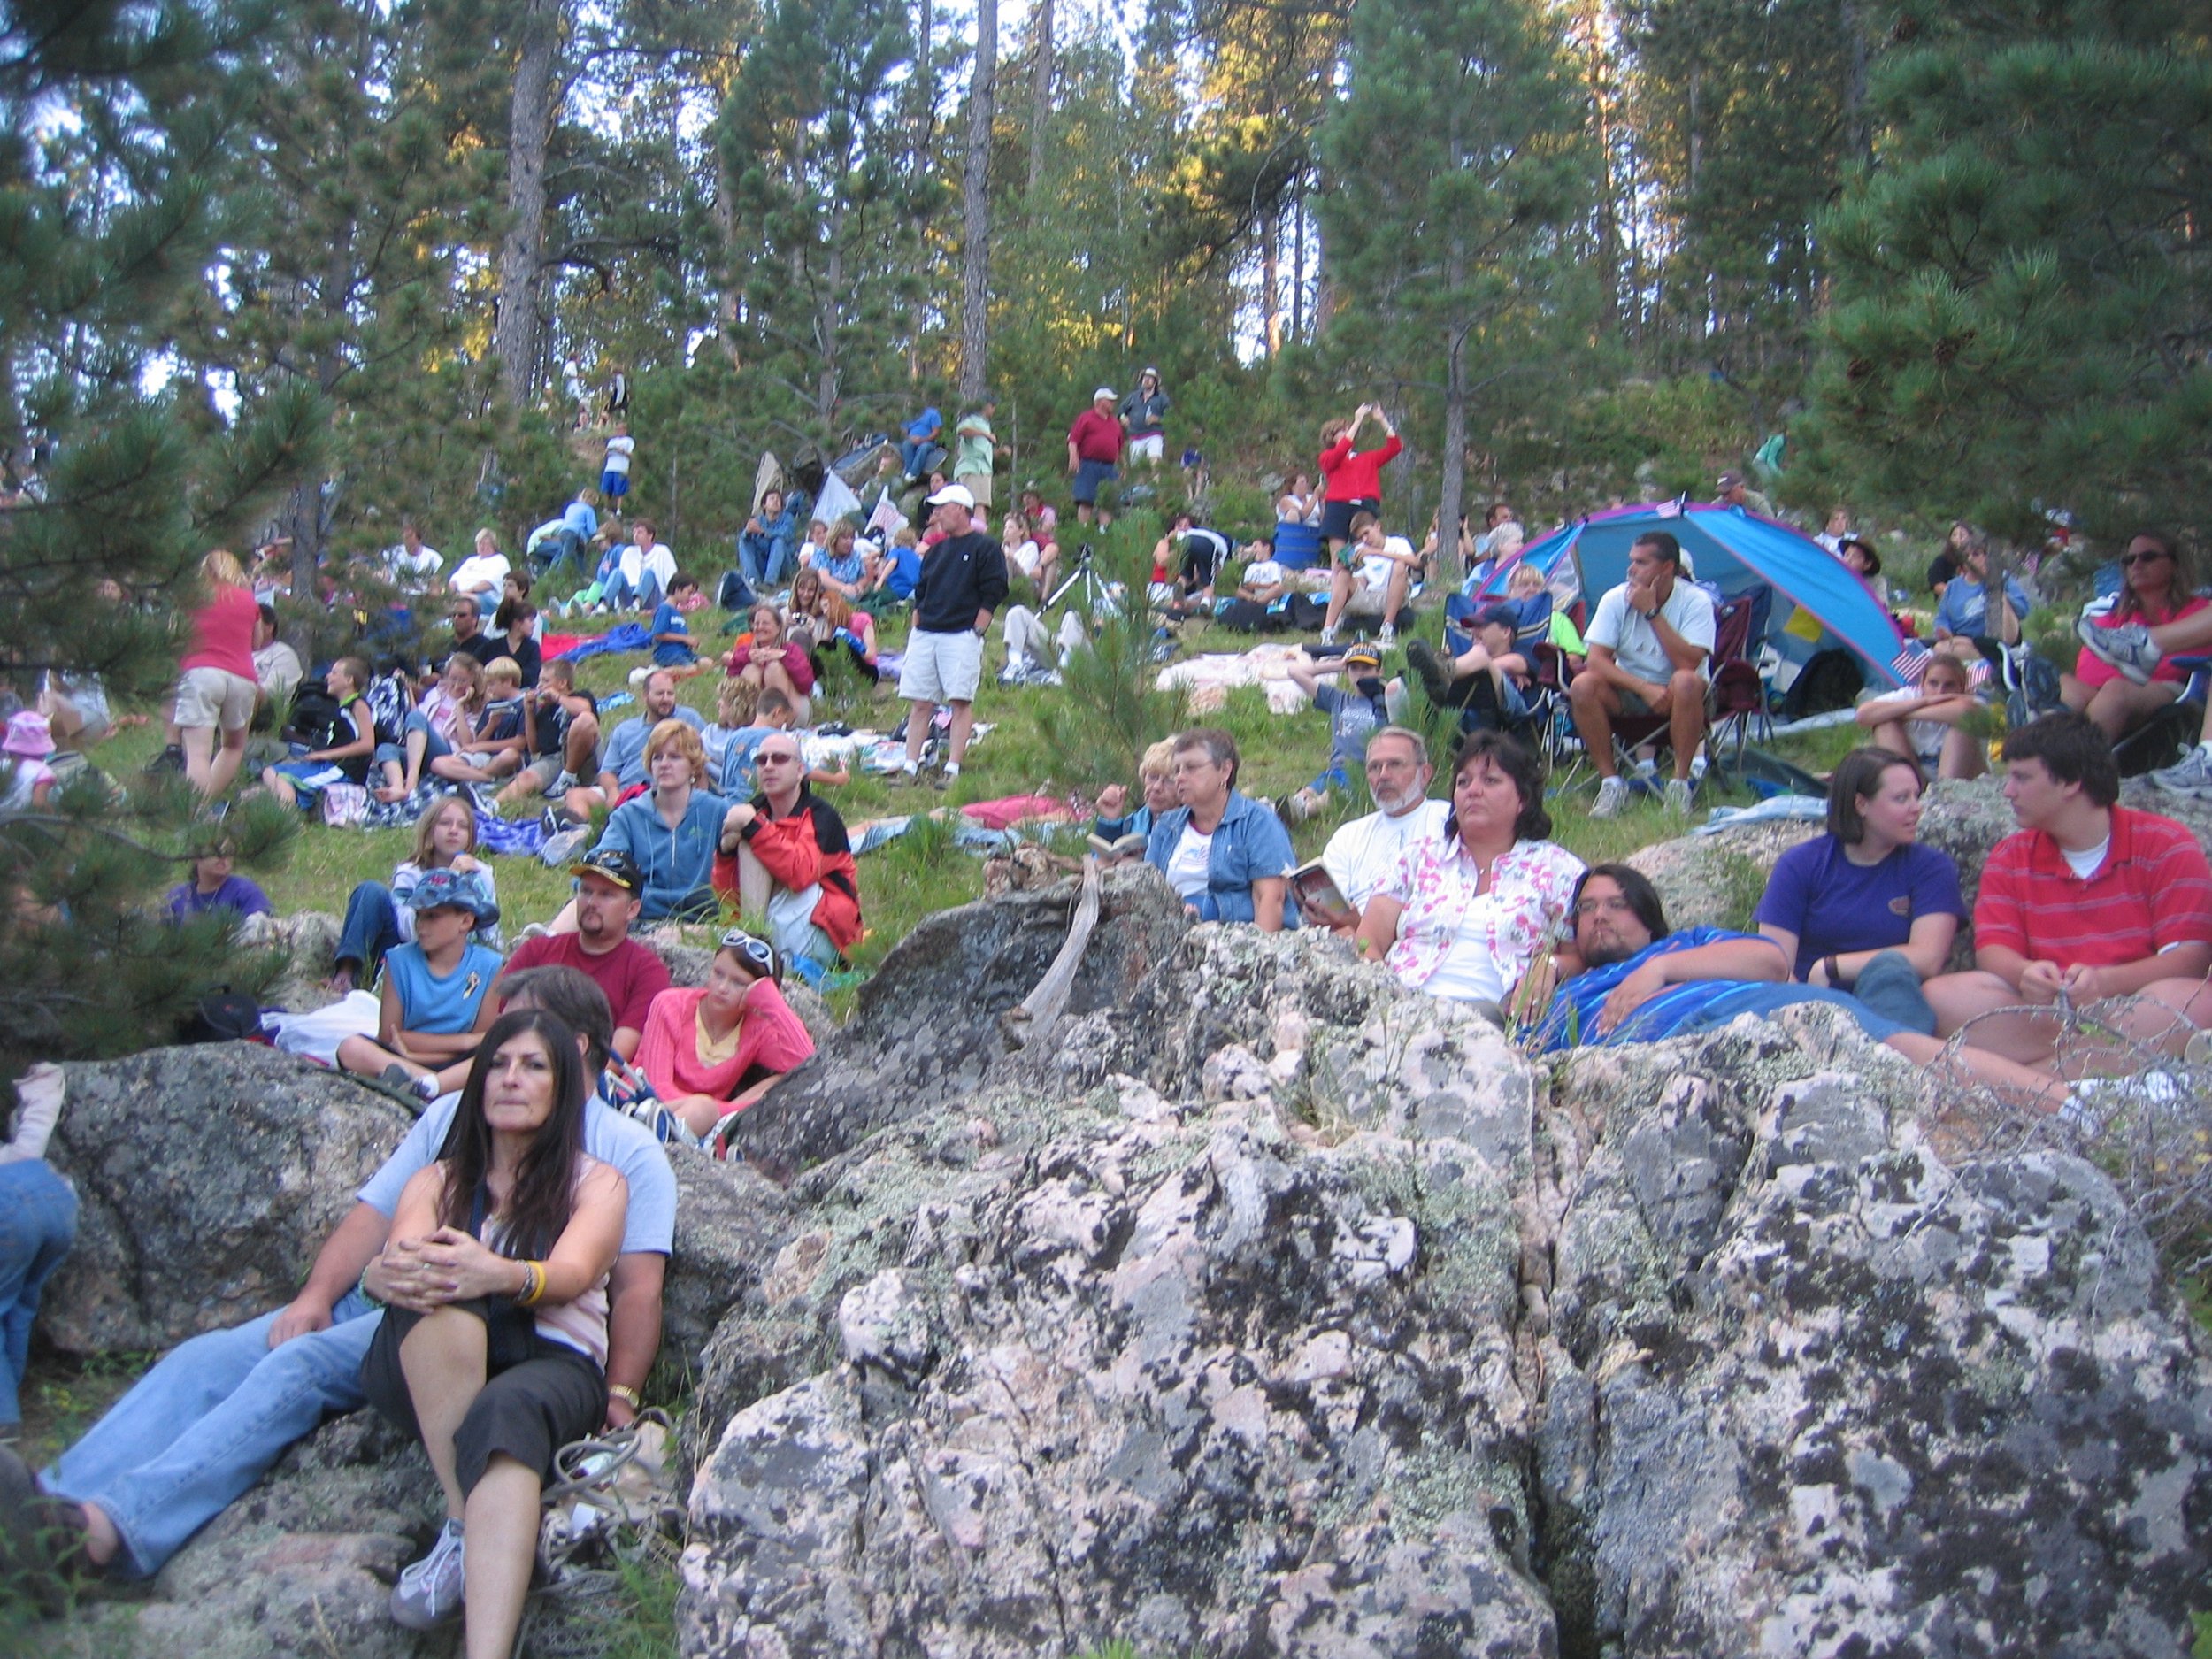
2112,657,2210,776
1597,586,1774,788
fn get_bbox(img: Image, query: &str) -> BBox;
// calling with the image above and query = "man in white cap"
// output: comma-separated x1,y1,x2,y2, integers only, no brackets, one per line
1119,368,1170,469
899,483,1010,787
1067,387,1126,528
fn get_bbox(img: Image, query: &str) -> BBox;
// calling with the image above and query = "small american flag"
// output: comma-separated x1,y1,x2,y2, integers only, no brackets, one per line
1890,640,1932,681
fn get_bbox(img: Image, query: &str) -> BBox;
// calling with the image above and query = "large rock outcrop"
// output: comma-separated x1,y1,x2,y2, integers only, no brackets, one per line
42,1044,413,1354
42,866,2212,1658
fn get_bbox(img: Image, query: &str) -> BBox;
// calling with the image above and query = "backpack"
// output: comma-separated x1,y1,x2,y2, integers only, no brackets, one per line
179,986,270,1045
281,677,348,752
365,672,412,745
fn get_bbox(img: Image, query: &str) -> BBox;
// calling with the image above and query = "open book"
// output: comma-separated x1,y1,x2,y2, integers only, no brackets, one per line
1087,832,1148,859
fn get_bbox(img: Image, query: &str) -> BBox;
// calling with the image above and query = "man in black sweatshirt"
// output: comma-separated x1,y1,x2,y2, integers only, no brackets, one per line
898,483,1010,786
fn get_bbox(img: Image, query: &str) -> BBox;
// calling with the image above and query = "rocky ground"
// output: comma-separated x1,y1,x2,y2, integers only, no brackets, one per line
34,780,2212,1657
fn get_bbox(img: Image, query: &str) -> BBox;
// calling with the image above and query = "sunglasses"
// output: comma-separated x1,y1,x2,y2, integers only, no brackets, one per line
718,928,778,978
2120,550,2172,567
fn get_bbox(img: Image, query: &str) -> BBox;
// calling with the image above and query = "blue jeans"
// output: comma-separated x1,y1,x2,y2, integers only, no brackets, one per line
334,880,403,978
373,711,454,772
738,534,790,591
1849,948,1939,1036
0,1162,78,1426
42,1294,381,1578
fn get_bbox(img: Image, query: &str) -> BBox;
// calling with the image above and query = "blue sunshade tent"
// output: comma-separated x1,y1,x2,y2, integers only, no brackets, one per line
1477,502,1919,689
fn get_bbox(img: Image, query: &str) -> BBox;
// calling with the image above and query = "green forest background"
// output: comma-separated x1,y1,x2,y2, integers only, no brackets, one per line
7,0,2212,1064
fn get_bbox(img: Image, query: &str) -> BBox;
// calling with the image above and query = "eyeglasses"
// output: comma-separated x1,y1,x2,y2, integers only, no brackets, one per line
2120,550,2172,567
718,928,777,976
1573,895,1635,917
755,749,797,766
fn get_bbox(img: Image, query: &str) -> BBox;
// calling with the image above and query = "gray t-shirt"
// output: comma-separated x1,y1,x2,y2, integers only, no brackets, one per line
600,704,705,788
355,1096,677,1256
1584,577,1716,685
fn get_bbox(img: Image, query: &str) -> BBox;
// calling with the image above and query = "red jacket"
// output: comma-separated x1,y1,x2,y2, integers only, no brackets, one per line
710,787,862,954
1318,433,1402,502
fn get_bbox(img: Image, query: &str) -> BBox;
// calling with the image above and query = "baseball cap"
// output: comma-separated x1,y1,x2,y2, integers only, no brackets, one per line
572,845,644,894
1093,386,1117,402
926,482,976,510
1471,603,1518,632
1716,471,1743,490
1340,643,1384,673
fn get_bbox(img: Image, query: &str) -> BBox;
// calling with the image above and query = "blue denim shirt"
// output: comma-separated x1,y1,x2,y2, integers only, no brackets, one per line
739,509,795,574
1146,790,1298,927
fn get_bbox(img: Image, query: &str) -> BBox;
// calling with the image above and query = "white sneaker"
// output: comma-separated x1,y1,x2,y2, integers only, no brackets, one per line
2149,745,2212,800
627,665,650,690
1589,776,1631,820
391,1518,465,1629
1663,777,1694,815
1317,626,1338,646
1376,625,1396,648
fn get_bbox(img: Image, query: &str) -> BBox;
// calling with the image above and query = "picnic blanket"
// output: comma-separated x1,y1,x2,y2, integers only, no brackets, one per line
554,622,652,662
1156,644,1317,714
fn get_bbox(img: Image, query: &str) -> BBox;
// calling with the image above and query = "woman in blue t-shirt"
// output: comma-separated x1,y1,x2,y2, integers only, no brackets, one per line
1753,748,1965,1034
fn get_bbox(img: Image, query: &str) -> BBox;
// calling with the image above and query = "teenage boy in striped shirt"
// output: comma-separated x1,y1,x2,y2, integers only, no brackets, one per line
1925,712,2212,1068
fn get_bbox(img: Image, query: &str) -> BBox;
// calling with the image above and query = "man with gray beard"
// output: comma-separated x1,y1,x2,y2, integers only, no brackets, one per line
1296,726,1451,933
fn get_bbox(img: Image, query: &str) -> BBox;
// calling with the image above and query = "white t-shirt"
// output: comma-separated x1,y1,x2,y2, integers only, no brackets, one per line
385,541,442,585
619,541,677,590
1585,577,1717,685
449,552,511,594
1357,536,1416,592
603,434,634,477
1243,558,1285,591
2062,835,2109,881
1320,799,1451,914
1166,825,1214,899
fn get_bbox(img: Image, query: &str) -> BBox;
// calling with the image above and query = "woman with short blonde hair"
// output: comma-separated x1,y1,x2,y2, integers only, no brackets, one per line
174,549,261,795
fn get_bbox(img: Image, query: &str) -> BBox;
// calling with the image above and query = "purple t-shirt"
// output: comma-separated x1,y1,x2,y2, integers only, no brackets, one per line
166,875,273,922
1753,834,1965,979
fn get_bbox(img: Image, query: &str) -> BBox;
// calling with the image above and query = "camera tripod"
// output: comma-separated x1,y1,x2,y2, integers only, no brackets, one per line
1046,541,1119,617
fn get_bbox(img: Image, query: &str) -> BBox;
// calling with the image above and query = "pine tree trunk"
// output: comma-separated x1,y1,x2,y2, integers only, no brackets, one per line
1840,0,1870,163
1025,0,1052,196
958,0,996,402
712,147,743,365
1262,211,1282,357
1292,185,1306,343
494,0,560,405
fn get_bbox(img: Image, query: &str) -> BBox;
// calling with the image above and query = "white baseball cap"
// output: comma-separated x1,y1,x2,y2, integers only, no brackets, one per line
926,482,976,510
1093,386,1117,402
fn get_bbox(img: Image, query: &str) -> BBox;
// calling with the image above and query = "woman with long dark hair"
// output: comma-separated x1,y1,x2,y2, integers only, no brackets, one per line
1354,730,1584,1021
359,1007,628,1655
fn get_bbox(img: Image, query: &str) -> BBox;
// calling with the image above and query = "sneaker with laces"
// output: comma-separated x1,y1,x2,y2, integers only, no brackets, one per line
1317,626,1338,646
539,826,588,867
2149,745,2212,800
546,769,577,801
1663,777,1695,815
391,1517,466,1629
2077,618,2159,685
1377,624,1397,648
1589,776,1631,820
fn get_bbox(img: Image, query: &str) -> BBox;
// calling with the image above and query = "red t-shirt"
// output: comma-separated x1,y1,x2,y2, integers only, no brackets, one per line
180,585,260,679
1318,434,1403,503
1068,408,1125,465
496,933,672,1036
1973,807,2212,969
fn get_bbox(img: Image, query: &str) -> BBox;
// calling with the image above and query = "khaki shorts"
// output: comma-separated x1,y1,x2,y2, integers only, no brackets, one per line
954,470,993,506
899,628,985,703
173,666,257,732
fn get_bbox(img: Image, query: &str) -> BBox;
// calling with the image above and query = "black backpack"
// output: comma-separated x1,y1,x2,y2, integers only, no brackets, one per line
179,986,269,1045
282,677,349,751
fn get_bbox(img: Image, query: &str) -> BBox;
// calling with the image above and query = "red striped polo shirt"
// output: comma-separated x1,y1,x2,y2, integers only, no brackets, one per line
1973,806,2212,968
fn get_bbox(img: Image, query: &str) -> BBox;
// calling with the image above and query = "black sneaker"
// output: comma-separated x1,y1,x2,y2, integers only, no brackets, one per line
143,744,185,775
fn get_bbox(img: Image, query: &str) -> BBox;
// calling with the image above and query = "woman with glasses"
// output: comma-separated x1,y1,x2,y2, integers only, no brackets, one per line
2062,531,2206,741
634,928,815,1141
1353,731,1583,1023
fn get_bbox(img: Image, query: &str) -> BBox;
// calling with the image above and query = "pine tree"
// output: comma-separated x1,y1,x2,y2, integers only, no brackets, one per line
0,2,307,1077
1317,0,1595,570
1793,3,2212,547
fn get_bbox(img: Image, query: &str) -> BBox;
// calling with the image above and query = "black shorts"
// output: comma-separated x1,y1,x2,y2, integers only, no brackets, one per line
361,1301,604,1496
1318,497,1378,543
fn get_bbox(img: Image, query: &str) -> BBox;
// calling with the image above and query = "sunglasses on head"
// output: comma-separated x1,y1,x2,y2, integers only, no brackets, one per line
718,927,780,979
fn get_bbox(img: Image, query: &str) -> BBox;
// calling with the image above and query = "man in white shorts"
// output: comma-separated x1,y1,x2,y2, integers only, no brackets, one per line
897,484,1010,788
